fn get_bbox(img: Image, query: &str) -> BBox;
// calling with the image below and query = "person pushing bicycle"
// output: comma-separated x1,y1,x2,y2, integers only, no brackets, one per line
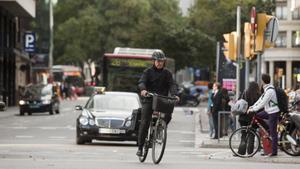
247,74,280,157
136,50,179,157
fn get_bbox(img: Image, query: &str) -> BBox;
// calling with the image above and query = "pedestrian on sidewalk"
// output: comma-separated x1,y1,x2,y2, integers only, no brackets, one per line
247,74,280,157
211,82,222,139
207,82,214,138
220,88,231,136
237,81,261,155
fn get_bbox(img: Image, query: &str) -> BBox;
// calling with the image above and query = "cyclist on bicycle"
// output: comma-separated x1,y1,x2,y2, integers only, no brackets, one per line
136,50,179,157
247,74,280,157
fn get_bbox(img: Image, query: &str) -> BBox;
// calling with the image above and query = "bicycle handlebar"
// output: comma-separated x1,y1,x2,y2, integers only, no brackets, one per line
145,92,178,100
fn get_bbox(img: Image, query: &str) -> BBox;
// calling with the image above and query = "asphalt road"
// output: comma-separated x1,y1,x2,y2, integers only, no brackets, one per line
0,97,299,169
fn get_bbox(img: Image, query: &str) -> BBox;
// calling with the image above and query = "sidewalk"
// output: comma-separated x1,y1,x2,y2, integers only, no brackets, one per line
194,102,300,164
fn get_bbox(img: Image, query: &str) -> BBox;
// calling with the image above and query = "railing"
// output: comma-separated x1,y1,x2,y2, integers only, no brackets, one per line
217,111,238,143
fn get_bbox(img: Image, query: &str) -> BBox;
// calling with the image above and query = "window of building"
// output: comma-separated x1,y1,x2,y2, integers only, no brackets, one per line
276,3,288,19
292,31,300,47
292,8,300,19
275,31,287,48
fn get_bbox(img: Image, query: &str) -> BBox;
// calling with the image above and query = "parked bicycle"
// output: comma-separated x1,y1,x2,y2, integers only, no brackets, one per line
138,93,177,164
229,110,300,158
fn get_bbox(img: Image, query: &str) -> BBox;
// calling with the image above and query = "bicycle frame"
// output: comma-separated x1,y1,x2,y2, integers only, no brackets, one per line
249,115,270,139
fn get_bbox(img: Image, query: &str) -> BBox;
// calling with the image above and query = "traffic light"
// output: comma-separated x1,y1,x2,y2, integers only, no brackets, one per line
223,32,237,61
255,13,273,52
244,22,256,60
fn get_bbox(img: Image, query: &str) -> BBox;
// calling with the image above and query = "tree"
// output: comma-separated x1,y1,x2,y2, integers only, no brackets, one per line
53,0,150,82
187,0,275,72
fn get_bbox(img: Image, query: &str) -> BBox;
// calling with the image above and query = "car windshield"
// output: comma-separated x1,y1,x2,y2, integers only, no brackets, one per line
23,84,52,98
86,94,139,111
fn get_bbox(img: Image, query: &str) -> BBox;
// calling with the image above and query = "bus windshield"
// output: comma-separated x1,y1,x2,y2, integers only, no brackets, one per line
103,56,175,92
104,58,152,92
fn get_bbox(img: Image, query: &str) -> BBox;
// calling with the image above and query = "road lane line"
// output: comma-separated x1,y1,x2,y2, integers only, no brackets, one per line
179,140,194,143
15,135,34,138
48,136,66,139
13,126,28,129
39,127,57,130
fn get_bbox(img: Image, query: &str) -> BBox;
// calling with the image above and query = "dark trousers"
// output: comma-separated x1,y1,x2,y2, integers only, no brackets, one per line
256,111,279,154
137,102,171,148
212,112,219,138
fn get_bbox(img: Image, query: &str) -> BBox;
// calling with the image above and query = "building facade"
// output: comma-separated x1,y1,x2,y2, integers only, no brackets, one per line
262,0,300,90
0,0,36,106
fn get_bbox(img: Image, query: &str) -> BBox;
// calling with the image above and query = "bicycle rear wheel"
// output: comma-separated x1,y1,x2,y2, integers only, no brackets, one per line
280,128,300,156
229,127,260,158
152,119,167,164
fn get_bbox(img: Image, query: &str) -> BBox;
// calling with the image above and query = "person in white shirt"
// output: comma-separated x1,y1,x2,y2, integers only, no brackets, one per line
247,74,280,157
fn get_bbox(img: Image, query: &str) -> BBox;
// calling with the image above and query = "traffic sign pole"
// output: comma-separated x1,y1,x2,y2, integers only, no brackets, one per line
236,6,241,100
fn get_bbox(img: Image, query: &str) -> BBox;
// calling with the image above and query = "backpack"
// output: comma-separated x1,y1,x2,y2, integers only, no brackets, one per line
267,87,288,114
231,99,248,116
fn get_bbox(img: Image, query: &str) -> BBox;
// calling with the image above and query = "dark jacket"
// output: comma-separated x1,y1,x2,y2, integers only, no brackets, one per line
211,90,222,115
239,90,261,126
138,66,177,99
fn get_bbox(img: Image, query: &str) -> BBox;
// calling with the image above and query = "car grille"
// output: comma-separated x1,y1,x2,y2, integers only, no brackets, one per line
28,100,42,104
96,118,124,128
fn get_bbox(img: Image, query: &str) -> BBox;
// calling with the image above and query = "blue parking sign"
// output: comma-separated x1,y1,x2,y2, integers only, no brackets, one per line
24,32,36,52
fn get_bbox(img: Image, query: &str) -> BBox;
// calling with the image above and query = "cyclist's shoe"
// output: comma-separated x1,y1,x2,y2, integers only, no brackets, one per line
136,148,143,156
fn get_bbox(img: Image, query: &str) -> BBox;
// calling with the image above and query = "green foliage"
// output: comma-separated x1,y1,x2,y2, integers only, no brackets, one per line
53,0,275,71
188,0,275,70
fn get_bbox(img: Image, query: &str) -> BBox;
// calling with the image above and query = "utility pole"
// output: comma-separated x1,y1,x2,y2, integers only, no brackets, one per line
236,6,241,99
49,0,54,76
257,53,262,86
216,42,220,83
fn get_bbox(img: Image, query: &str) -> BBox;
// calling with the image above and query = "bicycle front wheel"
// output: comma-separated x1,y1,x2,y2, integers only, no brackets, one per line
139,141,149,162
229,127,260,158
280,128,300,156
152,119,167,164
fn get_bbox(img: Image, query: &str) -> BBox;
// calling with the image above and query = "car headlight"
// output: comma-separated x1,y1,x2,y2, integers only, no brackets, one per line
42,100,51,104
79,116,88,125
89,119,95,126
82,109,93,118
125,120,131,127
19,100,26,105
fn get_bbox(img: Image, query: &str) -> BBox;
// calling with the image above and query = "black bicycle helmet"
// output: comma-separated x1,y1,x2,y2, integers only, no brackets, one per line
152,50,166,60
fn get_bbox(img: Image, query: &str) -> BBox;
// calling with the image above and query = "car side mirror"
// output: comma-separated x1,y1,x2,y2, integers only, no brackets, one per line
75,105,83,111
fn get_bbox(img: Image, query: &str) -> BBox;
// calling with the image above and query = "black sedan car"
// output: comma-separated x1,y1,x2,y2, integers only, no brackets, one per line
18,84,60,115
76,91,141,144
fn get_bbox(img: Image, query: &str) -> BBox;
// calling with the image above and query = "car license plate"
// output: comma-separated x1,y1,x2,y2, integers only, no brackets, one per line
99,128,125,134
29,104,39,108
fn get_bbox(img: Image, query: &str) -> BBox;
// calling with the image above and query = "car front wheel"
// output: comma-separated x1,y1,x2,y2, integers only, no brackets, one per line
76,136,86,145
49,105,54,115
20,110,25,116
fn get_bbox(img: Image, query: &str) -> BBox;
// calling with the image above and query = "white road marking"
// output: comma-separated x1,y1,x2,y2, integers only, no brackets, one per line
48,136,66,139
15,135,34,138
168,129,194,134
39,127,57,130
179,140,194,143
10,127,28,129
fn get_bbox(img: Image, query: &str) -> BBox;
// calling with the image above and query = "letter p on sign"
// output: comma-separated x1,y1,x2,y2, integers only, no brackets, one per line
24,32,36,53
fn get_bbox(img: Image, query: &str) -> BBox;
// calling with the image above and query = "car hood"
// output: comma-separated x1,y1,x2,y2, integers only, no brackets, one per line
89,109,132,119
